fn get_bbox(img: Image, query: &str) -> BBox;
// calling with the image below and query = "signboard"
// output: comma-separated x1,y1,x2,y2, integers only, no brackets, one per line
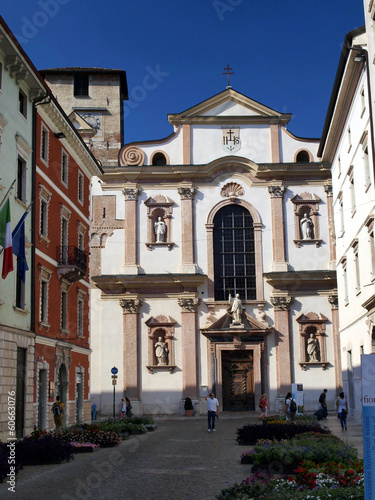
111,366,118,375
362,354,375,499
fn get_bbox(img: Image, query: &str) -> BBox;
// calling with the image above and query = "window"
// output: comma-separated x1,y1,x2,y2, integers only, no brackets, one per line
15,260,26,310
296,150,310,163
77,289,86,338
348,166,356,216
61,289,68,331
17,156,27,203
78,171,84,204
39,266,52,326
40,199,48,237
61,217,68,264
61,150,68,186
352,240,360,292
74,74,89,97
337,156,341,178
213,204,255,301
337,192,344,236
0,61,3,91
342,258,348,304
18,88,27,118
152,152,167,166
40,124,49,163
40,280,48,322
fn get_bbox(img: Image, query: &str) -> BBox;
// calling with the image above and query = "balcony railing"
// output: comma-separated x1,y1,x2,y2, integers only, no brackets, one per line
56,246,87,282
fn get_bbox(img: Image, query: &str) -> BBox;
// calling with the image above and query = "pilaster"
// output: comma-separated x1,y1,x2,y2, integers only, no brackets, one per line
178,296,200,398
178,185,197,273
120,297,142,400
268,185,288,271
270,295,293,395
123,185,140,274
324,184,336,268
328,294,342,393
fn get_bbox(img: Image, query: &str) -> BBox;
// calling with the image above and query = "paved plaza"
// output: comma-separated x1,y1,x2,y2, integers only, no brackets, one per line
0,414,364,500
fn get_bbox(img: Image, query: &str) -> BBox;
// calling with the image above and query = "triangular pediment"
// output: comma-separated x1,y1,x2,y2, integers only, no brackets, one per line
168,88,291,126
202,310,270,333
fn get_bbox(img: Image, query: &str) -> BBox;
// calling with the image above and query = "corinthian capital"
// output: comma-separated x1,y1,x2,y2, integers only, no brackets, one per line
270,296,293,310
268,185,285,198
123,187,141,200
178,297,200,312
178,186,197,200
119,298,142,313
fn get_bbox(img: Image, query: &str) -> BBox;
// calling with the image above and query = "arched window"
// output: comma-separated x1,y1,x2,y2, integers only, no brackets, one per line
213,204,255,301
296,150,310,163
152,152,167,166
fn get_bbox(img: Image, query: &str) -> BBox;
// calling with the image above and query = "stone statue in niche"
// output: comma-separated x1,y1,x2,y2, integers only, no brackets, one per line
307,333,320,362
155,337,168,365
154,216,167,242
228,293,244,325
300,213,314,239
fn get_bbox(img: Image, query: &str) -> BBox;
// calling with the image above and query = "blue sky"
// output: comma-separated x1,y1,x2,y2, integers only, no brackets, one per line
1,0,365,144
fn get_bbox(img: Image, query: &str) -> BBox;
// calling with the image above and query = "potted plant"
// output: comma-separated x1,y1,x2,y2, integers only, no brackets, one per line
184,397,194,416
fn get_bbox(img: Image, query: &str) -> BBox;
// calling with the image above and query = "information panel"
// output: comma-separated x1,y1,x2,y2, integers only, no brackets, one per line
362,354,375,499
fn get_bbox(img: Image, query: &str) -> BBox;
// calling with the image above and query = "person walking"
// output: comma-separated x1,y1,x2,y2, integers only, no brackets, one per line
336,392,348,431
258,393,268,420
285,392,296,421
125,397,133,418
205,393,219,432
51,395,64,429
120,398,126,418
319,388,328,419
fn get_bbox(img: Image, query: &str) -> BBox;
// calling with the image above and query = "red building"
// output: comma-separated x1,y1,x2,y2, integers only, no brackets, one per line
33,95,102,428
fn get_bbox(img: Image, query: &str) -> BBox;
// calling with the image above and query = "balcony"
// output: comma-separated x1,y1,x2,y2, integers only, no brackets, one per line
57,246,87,282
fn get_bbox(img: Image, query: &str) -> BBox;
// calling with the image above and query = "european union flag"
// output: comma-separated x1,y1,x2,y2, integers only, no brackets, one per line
12,213,29,283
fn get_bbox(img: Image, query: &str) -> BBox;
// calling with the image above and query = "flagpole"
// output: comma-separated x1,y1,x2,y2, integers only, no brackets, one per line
0,179,16,212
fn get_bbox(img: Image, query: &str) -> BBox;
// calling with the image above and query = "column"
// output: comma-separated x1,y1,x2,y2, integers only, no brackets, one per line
123,185,140,275
120,297,142,401
178,296,200,398
324,184,336,268
268,185,288,272
270,296,293,396
328,294,343,393
178,185,197,273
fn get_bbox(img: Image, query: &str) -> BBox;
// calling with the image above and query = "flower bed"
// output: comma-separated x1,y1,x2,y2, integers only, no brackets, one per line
217,461,365,499
236,421,330,445
54,425,122,447
250,433,358,470
16,434,75,466
70,442,99,453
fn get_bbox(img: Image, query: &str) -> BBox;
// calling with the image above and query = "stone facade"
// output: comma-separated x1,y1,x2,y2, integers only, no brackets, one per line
319,26,374,421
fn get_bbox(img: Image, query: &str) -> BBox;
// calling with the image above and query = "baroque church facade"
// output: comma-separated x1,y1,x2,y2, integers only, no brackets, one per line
42,69,341,416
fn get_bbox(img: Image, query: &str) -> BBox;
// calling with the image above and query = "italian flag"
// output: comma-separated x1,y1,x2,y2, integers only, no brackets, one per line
0,199,14,279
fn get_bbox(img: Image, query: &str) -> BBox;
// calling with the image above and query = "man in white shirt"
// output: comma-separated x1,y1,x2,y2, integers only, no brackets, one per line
205,393,219,431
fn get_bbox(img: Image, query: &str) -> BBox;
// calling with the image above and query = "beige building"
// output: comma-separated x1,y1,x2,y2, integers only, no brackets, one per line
40,68,128,167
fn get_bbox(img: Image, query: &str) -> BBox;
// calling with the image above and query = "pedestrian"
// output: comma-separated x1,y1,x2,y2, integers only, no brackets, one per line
51,395,64,429
285,392,296,421
336,391,348,431
319,388,328,418
125,397,133,419
258,393,268,420
205,392,219,432
120,398,126,418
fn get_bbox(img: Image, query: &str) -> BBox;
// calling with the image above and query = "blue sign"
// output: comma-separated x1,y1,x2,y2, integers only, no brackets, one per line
362,354,375,499
111,366,118,375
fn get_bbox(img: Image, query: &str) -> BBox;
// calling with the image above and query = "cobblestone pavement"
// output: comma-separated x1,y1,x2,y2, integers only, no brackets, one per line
1,415,256,500
0,414,364,500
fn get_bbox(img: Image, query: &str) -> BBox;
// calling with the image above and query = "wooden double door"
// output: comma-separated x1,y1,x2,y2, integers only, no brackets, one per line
222,350,255,411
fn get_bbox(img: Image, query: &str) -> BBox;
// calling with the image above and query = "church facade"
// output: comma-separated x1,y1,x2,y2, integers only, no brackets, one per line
88,88,340,416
